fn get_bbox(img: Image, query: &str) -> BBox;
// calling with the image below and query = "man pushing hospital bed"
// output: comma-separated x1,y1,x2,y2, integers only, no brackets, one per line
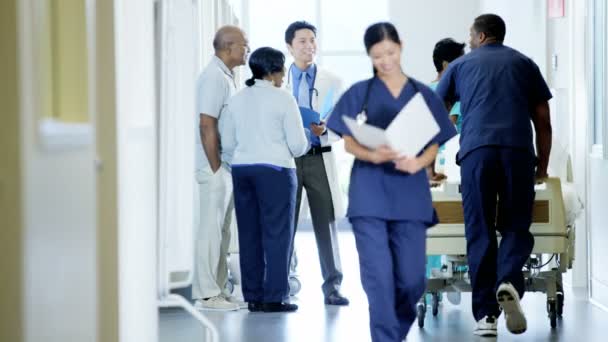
418,136,583,330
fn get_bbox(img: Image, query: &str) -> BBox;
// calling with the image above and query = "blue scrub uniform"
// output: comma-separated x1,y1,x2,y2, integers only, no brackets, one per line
436,43,552,321
327,77,456,342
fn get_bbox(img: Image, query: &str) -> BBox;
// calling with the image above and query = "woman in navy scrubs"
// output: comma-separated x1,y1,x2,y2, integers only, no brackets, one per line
326,22,456,342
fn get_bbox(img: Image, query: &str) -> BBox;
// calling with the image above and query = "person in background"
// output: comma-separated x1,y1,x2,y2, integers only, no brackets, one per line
193,25,249,311
283,20,348,306
424,38,467,308
326,22,457,342
436,14,552,337
431,38,466,132
427,38,466,184
221,47,311,313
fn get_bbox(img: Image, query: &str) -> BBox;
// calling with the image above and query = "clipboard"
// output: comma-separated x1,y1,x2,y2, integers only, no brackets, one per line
342,93,440,156
299,106,321,127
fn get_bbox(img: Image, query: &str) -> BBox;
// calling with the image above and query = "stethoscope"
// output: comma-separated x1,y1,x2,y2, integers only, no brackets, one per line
356,74,421,126
287,64,319,108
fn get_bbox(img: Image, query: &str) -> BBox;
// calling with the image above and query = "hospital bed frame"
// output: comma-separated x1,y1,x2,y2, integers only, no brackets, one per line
418,177,575,329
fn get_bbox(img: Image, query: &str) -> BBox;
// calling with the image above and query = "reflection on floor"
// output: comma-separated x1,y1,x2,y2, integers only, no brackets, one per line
160,231,607,342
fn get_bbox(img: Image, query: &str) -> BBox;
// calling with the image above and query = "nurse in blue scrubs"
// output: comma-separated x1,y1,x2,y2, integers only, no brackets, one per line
326,22,456,342
436,14,552,337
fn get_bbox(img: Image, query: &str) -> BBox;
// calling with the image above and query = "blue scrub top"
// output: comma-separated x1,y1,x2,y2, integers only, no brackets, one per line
327,77,456,223
435,43,552,163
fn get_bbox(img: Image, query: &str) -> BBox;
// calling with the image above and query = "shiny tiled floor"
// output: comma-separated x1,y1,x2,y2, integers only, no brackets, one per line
160,230,608,342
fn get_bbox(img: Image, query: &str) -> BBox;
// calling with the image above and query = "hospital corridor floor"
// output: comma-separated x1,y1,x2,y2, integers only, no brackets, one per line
159,229,608,342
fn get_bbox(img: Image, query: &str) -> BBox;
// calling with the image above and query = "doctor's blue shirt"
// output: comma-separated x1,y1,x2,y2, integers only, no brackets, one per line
291,64,320,146
435,43,552,163
327,77,456,223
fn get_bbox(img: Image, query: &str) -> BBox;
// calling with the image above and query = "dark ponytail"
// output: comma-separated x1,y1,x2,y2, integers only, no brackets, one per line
245,77,256,87
245,47,285,87
363,22,401,75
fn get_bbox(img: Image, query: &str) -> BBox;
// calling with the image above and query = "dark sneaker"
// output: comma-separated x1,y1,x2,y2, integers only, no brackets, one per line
324,292,350,306
262,302,299,312
247,302,263,312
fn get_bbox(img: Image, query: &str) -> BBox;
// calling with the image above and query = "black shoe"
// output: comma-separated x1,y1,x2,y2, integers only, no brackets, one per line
248,302,263,312
262,302,299,312
324,292,349,306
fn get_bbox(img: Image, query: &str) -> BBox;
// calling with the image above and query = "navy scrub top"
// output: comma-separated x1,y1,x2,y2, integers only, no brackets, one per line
327,77,457,224
435,43,553,163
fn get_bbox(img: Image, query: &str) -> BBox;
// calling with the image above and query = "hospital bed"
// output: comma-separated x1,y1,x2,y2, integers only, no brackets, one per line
417,176,578,329
416,135,582,329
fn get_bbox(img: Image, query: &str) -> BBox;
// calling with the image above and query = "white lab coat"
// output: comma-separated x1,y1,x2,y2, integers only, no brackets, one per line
285,66,345,220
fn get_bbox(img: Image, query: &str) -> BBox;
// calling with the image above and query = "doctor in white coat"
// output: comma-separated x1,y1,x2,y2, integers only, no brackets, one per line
284,21,348,306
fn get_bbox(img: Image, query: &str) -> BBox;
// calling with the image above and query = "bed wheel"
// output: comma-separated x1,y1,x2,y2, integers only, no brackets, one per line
416,302,426,328
431,292,440,316
556,292,564,317
547,299,557,328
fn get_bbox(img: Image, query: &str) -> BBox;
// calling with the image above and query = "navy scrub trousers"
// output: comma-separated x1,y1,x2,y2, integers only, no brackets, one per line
232,165,297,303
351,217,427,342
460,146,536,321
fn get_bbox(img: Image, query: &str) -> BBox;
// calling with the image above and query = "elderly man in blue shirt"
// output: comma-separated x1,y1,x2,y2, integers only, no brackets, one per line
436,14,553,337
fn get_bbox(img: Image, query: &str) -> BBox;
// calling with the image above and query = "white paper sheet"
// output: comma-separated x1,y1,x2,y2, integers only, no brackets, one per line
343,116,389,149
343,93,440,156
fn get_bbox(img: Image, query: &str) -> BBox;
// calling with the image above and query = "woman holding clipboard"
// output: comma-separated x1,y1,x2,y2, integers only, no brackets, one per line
326,22,456,342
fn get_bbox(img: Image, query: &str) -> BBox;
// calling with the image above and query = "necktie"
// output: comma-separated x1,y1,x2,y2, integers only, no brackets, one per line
298,71,310,108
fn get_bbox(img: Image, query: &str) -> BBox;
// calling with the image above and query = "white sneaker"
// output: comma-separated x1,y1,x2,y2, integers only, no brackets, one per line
194,296,239,311
496,282,527,334
222,294,248,309
474,316,498,337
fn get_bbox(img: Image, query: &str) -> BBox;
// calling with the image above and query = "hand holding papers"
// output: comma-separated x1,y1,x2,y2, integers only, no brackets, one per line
343,93,440,157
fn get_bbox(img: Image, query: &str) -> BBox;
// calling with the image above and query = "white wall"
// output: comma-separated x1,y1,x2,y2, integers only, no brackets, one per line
480,0,547,73
390,0,480,83
18,0,98,341
113,0,159,341
562,0,591,291
547,0,591,290
588,0,608,308
590,146,608,307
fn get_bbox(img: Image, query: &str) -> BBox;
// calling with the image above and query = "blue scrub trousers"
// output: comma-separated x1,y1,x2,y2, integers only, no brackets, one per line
232,165,297,303
351,217,427,342
460,147,536,321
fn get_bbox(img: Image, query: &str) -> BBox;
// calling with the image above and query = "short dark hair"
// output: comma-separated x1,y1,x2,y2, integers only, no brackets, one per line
473,14,506,42
245,47,285,87
433,38,465,72
284,21,317,45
